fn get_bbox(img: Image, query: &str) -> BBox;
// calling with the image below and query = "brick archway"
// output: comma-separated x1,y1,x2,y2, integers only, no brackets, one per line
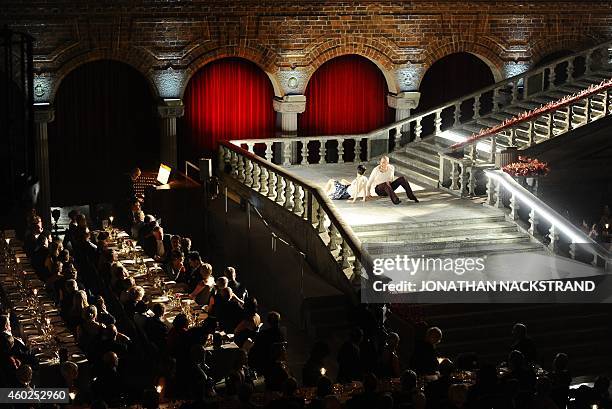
421,40,505,87
304,38,400,94
182,45,282,97
529,35,600,64
50,48,158,103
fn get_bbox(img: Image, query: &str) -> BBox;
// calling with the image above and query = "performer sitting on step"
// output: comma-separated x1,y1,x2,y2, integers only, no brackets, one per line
366,156,419,205
324,164,368,203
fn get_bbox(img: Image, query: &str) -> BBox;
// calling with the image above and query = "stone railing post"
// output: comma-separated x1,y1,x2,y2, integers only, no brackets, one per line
157,99,185,171
273,95,306,164
387,92,420,142
34,105,55,228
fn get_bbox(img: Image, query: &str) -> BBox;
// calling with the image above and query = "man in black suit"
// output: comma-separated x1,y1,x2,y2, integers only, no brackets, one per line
143,225,171,262
145,303,169,353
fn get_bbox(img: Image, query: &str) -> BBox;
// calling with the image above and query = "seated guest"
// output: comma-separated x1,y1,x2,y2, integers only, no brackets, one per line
346,373,380,409
302,341,331,387
145,303,169,353
0,315,37,367
208,276,244,331
550,353,571,409
77,305,105,351
466,363,503,409
379,332,401,379
13,363,34,390
188,261,215,305
446,384,469,409
365,155,419,205
92,324,129,360
181,237,192,257
66,290,88,329
166,250,187,284
394,370,427,409
0,333,20,386
264,343,290,393
307,375,333,409
267,377,304,409
121,285,145,317
234,297,262,347
249,311,285,374
92,351,124,407
130,209,145,238
62,210,80,250
94,296,116,326
502,350,536,391
337,327,364,383
511,323,537,363
167,313,190,360
424,359,454,409
24,217,43,256
59,279,79,318
324,164,368,202
411,326,442,375
184,344,215,401
42,239,63,280
32,231,51,272
144,225,171,262
170,235,182,251
110,262,129,292
225,266,248,300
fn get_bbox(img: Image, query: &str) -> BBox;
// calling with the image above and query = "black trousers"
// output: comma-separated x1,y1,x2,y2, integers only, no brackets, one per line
374,176,417,204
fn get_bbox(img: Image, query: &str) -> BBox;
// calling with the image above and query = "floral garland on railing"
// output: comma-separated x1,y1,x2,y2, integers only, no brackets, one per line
502,156,550,177
450,78,612,151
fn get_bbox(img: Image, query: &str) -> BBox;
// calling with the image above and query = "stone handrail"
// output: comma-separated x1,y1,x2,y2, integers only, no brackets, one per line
218,140,370,292
439,80,612,196
484,169,610,271
232,39,612,166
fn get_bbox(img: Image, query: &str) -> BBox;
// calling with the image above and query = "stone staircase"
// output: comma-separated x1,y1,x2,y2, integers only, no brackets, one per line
352,213,544,259
391,67,612,188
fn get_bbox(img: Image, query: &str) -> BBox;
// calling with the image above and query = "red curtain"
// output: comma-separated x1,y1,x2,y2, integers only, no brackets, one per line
299,55,393,135
180,58,276,159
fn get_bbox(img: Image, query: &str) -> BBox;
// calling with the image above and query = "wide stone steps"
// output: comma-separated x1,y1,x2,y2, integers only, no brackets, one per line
355,221,519,242
351,215,507,232
366,241,542,259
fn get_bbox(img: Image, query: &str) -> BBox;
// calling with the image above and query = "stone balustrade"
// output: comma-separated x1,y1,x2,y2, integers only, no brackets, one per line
219,141,371,290
484,170,610,271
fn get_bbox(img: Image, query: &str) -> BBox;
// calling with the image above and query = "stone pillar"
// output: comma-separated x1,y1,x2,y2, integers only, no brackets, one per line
273,95,306,163
387,91,421,135
157,99,185,171
33,105,54,227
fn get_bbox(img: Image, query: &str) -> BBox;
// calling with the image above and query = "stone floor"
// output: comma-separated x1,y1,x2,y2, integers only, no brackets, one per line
289,162,503,227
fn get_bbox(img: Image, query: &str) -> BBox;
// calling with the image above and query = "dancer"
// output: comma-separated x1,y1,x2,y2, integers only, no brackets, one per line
366,156,419,205
324,165,368,203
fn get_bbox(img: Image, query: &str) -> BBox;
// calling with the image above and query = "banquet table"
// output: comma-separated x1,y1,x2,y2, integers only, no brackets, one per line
0,230,88,386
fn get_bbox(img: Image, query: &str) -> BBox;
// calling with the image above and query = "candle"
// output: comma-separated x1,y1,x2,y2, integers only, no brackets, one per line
16,257,20,264
320,367,326,376
69,392,76,401
109,216,114,224
155,385,163,393
33,289,38,296
606,223,609,230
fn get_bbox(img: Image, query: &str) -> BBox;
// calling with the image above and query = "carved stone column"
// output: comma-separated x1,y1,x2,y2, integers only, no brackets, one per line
387,92,421,142
33,105,54,226
157,99,185,171
273,95,306,163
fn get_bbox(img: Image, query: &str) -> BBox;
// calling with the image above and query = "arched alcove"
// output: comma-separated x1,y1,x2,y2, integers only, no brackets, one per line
49,60,159,205
179,57,276,162
299,54,393,136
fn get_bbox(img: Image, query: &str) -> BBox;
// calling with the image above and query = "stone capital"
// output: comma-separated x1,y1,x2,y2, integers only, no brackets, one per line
273,95,306,114
33,105,55,124
158,99,185,118
387,92,421,110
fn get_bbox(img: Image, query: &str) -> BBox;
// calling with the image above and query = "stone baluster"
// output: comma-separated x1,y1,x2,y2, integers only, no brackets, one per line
251,162,261,191
354,138,362,162
318,140,327,164
565,106,572,131
338,139,345,163
267,170,277,198
585,96,592,123
548,224,560,253
548,65,557,89
300,141,309,165
316,203,326,234
486,176,496,206
453,102,461,126
468,167,477,196
458,162,468,196
508,128,516,147
275,174,284,203
473,95,481,119
494,178,504,208
264,142,273,162
604,90,610,116
566,59,574,84
246,142,254,154
328,223,339,252
292,184,304,216
230,151,239,176
284,179,294,210
259,166,268,194
434,110,442,135
237,155,246,182
528,208,538,235
414,118,422,142
352,258,363,281
283,141,292,166
450,161,459,190
492,88,500,113
511,81,519,104
569,240,577,260
489,136,497,163
469,144,477,161
546,113,554,139
509,192,520,220
339,239,351,269
526,121,534,146
244,159,253,187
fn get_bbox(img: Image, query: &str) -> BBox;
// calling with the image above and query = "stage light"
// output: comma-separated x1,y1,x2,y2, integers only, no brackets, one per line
439,130,496,153
157,163,172,185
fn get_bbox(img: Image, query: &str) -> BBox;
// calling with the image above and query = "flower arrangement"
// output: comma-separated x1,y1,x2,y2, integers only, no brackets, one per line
502,156,550,177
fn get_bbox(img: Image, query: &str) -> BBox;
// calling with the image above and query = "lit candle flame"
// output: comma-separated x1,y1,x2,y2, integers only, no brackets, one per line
16,258,20,264
69,392,76,401
320,367,326,376
109,216,114,223
156,385,163,393
33,289,38,296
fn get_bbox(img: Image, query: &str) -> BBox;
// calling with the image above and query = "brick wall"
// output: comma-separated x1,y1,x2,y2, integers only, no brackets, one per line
3,0,612,101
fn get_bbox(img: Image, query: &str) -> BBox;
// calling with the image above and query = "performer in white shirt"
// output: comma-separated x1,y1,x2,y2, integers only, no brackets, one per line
324,164,368,203
365,156,419,205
